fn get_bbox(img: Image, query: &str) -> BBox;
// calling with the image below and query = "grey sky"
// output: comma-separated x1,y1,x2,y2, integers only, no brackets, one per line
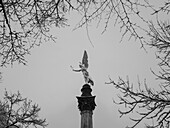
0,9,159,128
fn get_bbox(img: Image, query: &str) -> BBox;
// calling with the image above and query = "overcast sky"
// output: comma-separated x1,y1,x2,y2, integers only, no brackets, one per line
0,11,160,128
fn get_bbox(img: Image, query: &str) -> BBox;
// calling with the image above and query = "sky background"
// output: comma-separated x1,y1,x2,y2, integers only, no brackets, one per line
0,9,161,128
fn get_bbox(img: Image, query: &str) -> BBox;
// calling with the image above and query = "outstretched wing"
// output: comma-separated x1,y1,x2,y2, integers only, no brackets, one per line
82,50,88,69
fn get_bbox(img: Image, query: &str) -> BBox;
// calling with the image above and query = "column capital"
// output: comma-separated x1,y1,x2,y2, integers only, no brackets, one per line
76,84,96,111
76,96,96,111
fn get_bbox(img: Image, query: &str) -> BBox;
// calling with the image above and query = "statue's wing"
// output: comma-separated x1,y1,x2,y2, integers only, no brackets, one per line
82,50,88,69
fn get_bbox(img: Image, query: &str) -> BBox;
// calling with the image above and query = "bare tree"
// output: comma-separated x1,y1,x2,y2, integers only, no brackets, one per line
0,0,162,66
98,1,170,128
106,20,170,126
0,0,101,66
0,0,73,66
0,0,168,66
0,90,47,128
105,21,170,127
106,76,170,128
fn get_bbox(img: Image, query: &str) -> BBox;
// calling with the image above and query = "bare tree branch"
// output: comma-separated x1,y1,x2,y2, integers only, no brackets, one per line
0,0,169,66
107,77,170,128
0,90,47,128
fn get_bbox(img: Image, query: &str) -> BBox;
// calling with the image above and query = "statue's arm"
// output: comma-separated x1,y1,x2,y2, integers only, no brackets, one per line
73,69,82,72
70,65,82,72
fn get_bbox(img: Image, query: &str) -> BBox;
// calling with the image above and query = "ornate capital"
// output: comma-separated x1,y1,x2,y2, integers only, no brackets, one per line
77,96,96,111
76,84,96,111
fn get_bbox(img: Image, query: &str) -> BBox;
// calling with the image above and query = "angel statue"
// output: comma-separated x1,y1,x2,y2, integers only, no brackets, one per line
71,50,94,86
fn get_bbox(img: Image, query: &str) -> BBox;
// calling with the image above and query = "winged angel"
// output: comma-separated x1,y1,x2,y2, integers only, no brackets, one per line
71,50,94,86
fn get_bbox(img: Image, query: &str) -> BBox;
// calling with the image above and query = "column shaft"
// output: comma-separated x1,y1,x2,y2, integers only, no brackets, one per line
81,110,93,128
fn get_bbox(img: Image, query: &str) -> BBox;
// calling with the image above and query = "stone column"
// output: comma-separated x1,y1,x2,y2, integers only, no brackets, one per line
76,84,96,128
